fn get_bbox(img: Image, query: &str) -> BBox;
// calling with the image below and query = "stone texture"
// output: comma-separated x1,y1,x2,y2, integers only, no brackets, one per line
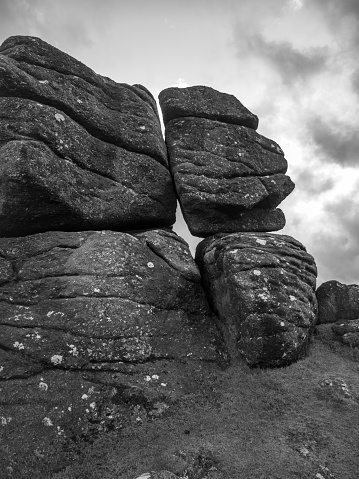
161,115,294,237
196,232,318,367
0,36,176,236
332,319,359,348
0,229,226,475
159,86,259,129
316,280,359,324
0,97,176,236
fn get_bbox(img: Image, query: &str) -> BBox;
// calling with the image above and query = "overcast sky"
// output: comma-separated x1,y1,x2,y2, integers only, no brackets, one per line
0,0,358,286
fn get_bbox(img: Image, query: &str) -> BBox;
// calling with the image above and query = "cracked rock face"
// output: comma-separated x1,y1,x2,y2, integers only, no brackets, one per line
196,232,318,367
0,229,225,475
316,280,359,324
159,88,294,237
0,36,176,236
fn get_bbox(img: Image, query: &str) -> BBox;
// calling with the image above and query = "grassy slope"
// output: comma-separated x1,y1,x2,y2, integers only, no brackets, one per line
53,337,359,479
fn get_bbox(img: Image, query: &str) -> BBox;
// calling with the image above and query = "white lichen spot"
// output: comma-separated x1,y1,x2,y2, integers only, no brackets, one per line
81,394,88,400
38,80,49,84
0,366,4,372
55,113,65,122
77,99,83,103
68,406,72,411
13,341,24,350
50,354,63,365
42,417,53,427
144,375,151,382
161,383,167,387
90,402,96,409
68,344,79,356
258,293,269,301
289,295,296,302
256,239,267,246
94,288,100,293
139,125,146,130
39,381,48,391
1,417,12,425
152,374,159,380
280,321,285,327
147,262,154,268
47,311,54,317
253,270,261,276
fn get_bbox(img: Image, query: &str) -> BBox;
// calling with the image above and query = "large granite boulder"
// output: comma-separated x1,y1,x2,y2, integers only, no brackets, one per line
0,36,176,236
0,229,225,477
159,88,294,237
316,280,359,324
196,232,318,367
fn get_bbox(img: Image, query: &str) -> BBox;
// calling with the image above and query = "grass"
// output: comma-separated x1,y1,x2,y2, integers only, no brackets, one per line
50,335,359,479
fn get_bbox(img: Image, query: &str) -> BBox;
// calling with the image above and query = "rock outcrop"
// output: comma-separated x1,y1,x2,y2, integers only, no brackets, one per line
0,229,225,476
0,36,176,236
159,86,294,237
316,280,359,324
196,233,318,367
0,36,322,477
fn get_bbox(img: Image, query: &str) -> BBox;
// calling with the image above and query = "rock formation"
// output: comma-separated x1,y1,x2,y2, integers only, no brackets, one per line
159,85,317,368
0,36,176,237
196,233,318,367
0,36,321,477
316,280,359,324
159,86,294,237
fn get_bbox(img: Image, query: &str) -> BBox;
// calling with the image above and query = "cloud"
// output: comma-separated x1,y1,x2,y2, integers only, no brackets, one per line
310,192,359,284
0,0,93,53
294,169,335,196
309,117,359,167
240,33,328,86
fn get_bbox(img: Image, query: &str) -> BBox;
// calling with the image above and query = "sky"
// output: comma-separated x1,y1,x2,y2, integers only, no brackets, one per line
0,0,358,286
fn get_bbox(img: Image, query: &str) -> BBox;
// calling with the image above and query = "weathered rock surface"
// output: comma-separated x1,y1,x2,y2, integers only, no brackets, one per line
160,114,294,236
0,36,176,236
331,319,359,348
0,229,225,477
316,280,359,324
159,85,259,129
196,232,318,367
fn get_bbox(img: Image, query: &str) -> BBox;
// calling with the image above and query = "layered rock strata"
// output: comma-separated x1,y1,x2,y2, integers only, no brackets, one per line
0,36,176,236
159,86,294,237
0,229,225,475
196,233,318,367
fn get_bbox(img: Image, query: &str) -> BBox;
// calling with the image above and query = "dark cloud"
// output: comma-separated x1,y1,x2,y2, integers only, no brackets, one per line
314,0,359,22
311,0,359,48
236,30,328,86
309,117,359,167
294,169,335,196
310,195,359,285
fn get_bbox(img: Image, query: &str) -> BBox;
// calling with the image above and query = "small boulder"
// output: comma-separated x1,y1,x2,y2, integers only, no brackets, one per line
196,232,318,367
332,319,359,348
159,85,259,129
316,280,359,324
